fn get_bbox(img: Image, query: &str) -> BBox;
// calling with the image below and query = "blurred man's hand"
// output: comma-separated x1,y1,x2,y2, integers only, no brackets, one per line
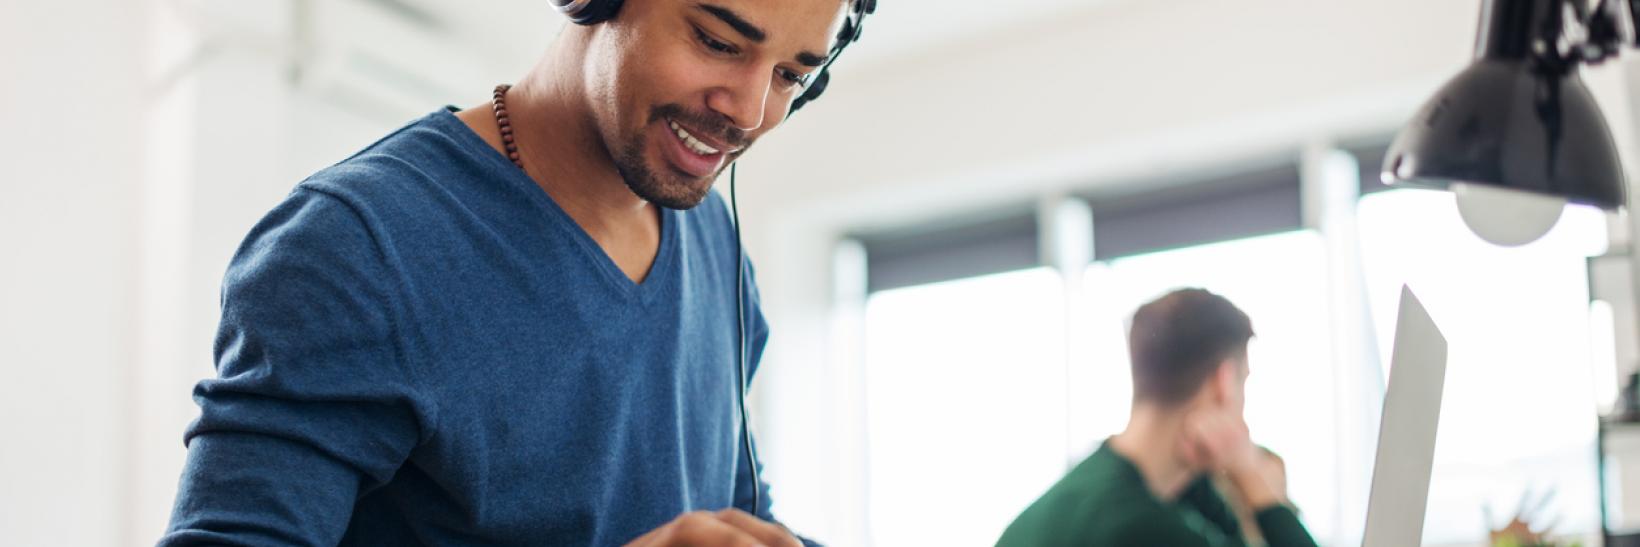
1255,448,1287,499
1179,408,1257,474
624,509,802,547
1180,410,1286,510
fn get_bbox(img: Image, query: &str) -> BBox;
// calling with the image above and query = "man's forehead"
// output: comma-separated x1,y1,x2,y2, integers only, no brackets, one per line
684,0,849,50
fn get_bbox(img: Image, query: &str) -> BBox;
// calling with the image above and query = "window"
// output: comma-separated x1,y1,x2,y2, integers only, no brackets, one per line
863,267,1069,546
855,162,1322,545
860,208,1038,294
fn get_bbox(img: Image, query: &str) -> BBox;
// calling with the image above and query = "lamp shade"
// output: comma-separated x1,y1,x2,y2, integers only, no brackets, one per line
1382,0,1626,210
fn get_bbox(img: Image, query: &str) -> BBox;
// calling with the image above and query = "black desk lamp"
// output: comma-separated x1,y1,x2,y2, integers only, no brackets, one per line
1383,0,1633,245
1386,2,1640,542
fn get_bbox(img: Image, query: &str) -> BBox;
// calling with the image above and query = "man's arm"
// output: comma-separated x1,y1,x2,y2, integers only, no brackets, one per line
1178,477,1248,540
1105,511,1244,547
161,189,429,546
1215,444,1319,547
1180,471,1318,547
1250,505,1319,547
1184,412,1320,547
730,256,775,518
728,257,820,547
1224,460,1318,547
730,427,820,546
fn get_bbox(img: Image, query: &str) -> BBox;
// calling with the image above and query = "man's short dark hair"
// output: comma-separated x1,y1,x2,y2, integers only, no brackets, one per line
1127,288,1254,406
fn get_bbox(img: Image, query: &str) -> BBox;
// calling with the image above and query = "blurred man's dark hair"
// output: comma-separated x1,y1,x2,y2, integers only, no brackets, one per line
1128,288,1255,406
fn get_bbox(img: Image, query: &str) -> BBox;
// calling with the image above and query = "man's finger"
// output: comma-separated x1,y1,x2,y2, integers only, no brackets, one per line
624,522,666,546
714,509,802,547
661,511,767,547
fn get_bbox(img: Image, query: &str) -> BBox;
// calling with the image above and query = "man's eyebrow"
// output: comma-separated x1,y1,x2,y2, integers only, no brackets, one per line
695,3,833,68
696,3,765,43
796,51,829,67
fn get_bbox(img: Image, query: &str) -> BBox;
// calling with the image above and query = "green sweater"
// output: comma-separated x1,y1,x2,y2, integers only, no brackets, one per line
995,441,1318,547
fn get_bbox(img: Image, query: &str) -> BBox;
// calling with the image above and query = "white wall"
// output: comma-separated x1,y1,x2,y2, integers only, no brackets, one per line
1,1,148,545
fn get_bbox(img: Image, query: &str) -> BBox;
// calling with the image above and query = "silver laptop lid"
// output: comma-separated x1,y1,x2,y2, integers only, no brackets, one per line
1362,285,1449,547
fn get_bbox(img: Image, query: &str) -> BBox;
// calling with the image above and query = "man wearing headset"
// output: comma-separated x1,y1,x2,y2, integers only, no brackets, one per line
160,0,870,545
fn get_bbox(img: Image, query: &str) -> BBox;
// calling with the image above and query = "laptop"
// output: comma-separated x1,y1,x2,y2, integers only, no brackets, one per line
1361,285,1449,546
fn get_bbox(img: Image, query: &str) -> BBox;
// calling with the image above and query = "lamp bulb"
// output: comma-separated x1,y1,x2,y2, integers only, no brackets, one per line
1452,182,1566,247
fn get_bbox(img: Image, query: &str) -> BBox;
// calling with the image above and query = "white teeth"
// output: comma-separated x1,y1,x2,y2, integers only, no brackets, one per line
667,120,720,155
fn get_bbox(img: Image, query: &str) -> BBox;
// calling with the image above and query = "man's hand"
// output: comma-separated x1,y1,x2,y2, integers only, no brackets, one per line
624,509,802,547
1253,448,1288,500
1179,408,1258,474
1180,409,1286,510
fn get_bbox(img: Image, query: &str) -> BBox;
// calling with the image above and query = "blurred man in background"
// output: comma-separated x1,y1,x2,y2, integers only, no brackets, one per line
996,288,1318,546
160,0,870,545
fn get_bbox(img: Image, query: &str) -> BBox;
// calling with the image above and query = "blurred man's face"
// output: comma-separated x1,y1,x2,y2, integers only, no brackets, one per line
582,0,848,209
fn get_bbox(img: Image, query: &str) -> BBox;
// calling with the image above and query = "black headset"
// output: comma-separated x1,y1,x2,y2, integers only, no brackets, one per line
548,0,875,114
546,0,872,521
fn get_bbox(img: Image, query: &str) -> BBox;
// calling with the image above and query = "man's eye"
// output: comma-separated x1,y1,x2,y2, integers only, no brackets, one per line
694,28,737,55
777,68,809,88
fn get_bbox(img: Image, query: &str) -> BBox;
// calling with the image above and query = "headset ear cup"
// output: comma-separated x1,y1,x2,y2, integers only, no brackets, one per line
788,0,871,115
559,0,624,25
789,69,830,114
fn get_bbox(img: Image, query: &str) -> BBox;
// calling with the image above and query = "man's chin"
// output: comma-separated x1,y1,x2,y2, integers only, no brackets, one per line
646,161,723,210
633,178,712,210
647,193,708,210
615,143,728,210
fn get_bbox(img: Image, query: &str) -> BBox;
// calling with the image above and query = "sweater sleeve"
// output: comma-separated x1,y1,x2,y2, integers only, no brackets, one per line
1178,477,1246,540
160,188,433,546
726,256,821,547
1253,505,1320,547
1178,476,1319,547
1106,513,1241,547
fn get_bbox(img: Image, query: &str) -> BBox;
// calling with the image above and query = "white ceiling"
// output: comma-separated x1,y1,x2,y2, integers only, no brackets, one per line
377,0,1116,73
837,0,1117,69
342,0,561,72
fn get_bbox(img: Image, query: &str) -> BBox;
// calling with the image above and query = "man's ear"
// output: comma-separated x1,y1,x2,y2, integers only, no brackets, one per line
1209,358,1238,405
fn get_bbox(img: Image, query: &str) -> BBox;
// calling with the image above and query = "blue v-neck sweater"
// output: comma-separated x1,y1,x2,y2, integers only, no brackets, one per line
161,108,793,546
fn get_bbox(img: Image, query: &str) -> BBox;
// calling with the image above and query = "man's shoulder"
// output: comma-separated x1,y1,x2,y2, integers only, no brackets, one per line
1062,496,1211,546
229,111,501,276
1058,445,1155,501
300,113,469,209
998,489,1178,547
1000,446,1192,545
